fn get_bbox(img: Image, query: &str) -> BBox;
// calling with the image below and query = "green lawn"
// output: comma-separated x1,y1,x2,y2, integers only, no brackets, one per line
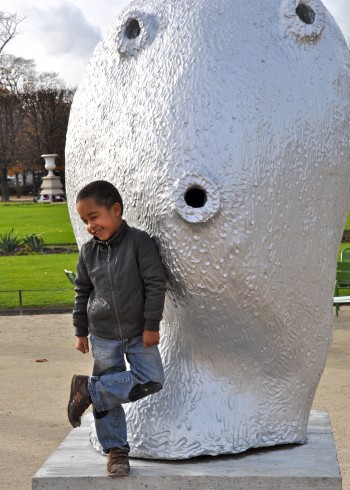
346,213,350,230
0,202,76,245
0,202,78,310
0,254,78,309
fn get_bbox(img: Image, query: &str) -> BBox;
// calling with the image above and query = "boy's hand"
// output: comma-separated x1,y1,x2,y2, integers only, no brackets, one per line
143,330,160,348
75,336,89,354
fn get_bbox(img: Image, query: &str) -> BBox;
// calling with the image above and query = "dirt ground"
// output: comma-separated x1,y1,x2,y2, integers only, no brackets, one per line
0,310,349,490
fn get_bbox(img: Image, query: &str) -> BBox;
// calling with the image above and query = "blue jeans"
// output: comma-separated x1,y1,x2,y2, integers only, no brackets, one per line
88,334,164,452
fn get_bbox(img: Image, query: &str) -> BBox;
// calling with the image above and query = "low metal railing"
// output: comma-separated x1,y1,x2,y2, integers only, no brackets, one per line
0,288,74,314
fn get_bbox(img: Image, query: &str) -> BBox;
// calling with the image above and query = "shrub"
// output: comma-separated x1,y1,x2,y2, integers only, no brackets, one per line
23,233,44,252
0,228,23,252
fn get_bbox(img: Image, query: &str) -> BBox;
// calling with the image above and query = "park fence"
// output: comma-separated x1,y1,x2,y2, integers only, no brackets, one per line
0,288,74,315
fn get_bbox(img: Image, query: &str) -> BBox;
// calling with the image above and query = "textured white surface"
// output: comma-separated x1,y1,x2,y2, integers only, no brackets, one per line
65,0,350,459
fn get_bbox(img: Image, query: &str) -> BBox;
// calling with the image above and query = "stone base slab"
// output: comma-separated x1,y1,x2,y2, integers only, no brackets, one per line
32,409,341,489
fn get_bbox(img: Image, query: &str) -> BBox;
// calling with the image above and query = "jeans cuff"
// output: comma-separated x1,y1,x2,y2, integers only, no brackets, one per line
88,376,102,412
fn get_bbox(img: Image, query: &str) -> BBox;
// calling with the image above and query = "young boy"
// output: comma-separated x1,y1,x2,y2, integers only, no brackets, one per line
67,180,166,478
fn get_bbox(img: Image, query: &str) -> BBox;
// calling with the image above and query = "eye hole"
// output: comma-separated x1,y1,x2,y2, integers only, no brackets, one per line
184,186,207,208
296,3,315,24
125,18,141,39
174,173,220,223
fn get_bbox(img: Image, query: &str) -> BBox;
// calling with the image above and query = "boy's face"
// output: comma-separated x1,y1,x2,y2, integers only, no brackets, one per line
76,198,123,241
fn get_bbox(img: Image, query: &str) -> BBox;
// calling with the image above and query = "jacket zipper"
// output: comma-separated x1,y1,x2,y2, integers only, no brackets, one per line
105,241,123,338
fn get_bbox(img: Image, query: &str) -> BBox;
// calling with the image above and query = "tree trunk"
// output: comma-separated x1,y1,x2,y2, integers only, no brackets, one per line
0,167,10,201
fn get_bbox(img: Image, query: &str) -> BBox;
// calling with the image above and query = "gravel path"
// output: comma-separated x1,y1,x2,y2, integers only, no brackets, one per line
0,310,349,489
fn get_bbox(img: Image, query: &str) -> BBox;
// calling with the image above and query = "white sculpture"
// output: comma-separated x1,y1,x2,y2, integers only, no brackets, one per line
65,0,350,459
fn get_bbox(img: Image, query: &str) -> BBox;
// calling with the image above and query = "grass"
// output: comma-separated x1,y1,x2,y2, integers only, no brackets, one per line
0,202,76,245
0,201,78,310
0,254,78,309
345,213,350,230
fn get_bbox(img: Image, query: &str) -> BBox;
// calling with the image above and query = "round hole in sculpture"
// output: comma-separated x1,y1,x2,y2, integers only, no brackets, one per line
296,3,315,24
125,18,141,39
184,186,207,208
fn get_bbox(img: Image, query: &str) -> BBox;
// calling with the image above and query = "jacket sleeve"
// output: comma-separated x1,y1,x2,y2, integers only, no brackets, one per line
72,246,94,337
136,232,166,331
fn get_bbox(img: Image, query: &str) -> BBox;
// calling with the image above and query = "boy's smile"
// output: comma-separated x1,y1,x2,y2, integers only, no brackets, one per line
76,198,123,241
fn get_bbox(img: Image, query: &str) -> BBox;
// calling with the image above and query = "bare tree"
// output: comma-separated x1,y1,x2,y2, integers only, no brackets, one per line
36,71,65,91
21,72,74,171
0,11,23,54
0,88,23,200
0,53,35,92
0,52,74,201
0,54,34,201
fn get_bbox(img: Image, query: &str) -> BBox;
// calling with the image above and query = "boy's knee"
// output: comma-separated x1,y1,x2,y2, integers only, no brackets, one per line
93,407,108,419
128,381,162,402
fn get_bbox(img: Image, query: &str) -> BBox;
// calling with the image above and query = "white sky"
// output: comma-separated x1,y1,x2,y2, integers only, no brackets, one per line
0,0,349,88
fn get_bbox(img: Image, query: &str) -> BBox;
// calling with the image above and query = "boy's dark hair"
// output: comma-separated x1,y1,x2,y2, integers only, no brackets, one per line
76,180,124,214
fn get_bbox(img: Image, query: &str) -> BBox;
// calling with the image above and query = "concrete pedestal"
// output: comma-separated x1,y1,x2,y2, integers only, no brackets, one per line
32,410,341,490
39,175,65,201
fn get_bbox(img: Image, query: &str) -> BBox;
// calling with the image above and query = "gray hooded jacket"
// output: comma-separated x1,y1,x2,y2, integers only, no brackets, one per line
73,221,166,339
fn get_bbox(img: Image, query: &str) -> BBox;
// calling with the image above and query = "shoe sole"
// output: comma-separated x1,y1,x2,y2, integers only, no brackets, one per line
107,470,130,478
67,374,80,428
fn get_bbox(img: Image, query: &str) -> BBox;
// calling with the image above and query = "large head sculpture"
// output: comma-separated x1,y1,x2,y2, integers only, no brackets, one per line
66,0,350,459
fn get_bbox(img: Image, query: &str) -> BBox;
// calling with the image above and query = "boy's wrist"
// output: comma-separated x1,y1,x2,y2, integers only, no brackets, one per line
144,320,160,331
74,325,89,337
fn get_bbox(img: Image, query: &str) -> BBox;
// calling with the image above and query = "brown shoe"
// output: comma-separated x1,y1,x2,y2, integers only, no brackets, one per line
107,448,130,477
67,374,91,428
